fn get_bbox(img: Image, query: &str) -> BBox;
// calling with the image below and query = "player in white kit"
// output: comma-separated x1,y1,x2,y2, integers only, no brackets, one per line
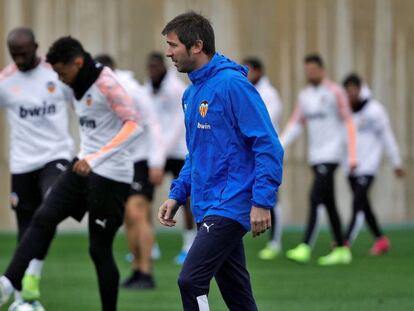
282,54,357,265
145,52,196,265
95,54,166,289
342,73,404,255
0,37,141,311
0,28,73,308
243,57,283,260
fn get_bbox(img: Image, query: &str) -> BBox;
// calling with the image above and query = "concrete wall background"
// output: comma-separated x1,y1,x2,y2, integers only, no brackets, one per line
0,0,413,231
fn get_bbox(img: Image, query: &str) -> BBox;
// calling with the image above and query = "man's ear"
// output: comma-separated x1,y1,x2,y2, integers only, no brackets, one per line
191,40,204,55
74,56,84,68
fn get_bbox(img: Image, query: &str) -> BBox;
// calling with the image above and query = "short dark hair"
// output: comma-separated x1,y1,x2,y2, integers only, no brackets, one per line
94,54,116,69
147,52,165,64
162,11,215,55
343,73,362,88
46,36,85,65
243,57,264,71
304,53,324,68
7,27,36,43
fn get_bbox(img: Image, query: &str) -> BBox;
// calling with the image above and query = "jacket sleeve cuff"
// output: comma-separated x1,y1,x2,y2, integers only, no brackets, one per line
168,193,187,206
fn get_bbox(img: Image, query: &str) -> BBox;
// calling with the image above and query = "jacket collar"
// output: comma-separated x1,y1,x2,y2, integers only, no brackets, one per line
188,53,219,85
71,52,104,100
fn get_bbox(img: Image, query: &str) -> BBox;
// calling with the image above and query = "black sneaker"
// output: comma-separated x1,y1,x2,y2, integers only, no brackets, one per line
122,273,155,290
121,270,142,288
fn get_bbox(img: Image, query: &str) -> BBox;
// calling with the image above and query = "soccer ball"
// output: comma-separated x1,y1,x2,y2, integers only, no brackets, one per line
8,301,45,311
8,301,33,311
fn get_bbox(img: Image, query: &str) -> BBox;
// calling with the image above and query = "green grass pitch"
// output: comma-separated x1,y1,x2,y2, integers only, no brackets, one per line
0,228,413,310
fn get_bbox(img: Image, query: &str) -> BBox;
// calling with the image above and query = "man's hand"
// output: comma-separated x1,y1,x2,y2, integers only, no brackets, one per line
158,199,180,227
250,206,271,238
149,167,164,186
73,159,91,176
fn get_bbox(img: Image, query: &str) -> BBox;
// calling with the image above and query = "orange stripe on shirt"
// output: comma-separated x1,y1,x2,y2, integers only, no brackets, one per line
84,120,138,163
325,80,357,167
282,104,305,133
96,68,140,123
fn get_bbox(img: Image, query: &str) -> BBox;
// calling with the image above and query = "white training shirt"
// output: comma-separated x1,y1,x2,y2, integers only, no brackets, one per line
0,61,74,174
77,67,142,184
145,69,187,160
254,76,283,132
281,79,357,166
115,69,166,168
345,99,402,176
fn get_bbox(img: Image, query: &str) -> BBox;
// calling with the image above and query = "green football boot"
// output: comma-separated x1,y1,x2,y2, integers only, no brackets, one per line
318,247,352,266
258,243,281,260
22,273,41,301
286,243,311,263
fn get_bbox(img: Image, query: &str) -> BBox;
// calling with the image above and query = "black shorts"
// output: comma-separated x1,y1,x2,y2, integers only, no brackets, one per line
43,159,130,229
130,161,155,201
11,159,70,214
165,158,185,178
130,158,185,201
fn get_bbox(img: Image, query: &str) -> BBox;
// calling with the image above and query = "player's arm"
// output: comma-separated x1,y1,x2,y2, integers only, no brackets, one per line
164,84,186,152
158,153,192,226
263,88,283,128
134,90,166,185
75,75,142,176
280,101,305,148
376,105,404,177
168,153,191,206
335,86,357,170
227,77,284,237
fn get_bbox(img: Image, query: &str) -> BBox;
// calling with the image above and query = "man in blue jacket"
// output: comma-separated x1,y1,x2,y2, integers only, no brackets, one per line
158,11,284,311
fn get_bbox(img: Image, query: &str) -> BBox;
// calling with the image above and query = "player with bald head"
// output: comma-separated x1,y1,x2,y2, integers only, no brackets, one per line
7,27,39,72
0,28,74,309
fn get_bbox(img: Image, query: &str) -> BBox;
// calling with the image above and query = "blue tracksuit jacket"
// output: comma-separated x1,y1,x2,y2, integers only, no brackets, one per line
169,53,284,230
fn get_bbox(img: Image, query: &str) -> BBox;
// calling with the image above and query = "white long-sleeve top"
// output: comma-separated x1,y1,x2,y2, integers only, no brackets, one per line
345,99,402,176
145,69,187,160
0,61,74,174
281,79,357,166
255,76,283,131
115,70,166,168
78,67,142,183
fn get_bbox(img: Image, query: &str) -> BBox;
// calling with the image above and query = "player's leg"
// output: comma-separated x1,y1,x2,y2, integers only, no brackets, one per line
177,216,251,310
353,176,389,255
259,193,282,260
10,172,41,242
87,173,129,311
21,159,70,300
321,164,344,246
0,165,86,306
167,159,196,265
176,198,196,265
345,176,366,244
10,171,41,302
215,239,257,310
317,164,351,266
122,161,156,289
286,166,324,263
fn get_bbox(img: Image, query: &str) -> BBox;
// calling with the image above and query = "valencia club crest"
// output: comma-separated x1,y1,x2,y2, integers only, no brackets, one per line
199,101,208,118
47,81,56,93
86,94,93,107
